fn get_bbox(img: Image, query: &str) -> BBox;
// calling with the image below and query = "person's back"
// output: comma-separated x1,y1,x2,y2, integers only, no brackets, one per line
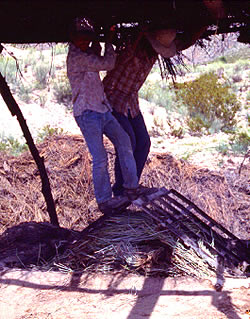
103,37,157,118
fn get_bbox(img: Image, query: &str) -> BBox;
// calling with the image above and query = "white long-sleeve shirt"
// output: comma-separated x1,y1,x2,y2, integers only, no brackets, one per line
67,43,116,117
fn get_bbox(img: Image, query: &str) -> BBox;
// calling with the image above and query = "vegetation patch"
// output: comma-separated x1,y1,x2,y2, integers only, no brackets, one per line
174,72,241,134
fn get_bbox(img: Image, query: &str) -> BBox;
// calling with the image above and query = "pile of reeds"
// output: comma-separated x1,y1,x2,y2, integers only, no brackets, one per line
50,210,219,278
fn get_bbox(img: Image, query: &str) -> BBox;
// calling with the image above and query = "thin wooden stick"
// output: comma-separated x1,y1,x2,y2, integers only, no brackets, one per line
0,72,59,226
238,150,249,176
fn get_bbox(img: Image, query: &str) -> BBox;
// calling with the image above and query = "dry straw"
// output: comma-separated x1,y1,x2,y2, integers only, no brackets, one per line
0,135,249,278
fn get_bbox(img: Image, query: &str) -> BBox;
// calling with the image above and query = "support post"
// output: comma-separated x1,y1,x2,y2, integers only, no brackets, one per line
0,72,59,227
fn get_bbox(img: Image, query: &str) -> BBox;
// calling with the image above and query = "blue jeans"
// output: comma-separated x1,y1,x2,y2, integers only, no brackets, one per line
112,110,151,196
75,110,138,204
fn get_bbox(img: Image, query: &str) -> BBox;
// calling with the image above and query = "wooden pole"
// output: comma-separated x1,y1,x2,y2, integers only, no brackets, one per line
0,71,59,227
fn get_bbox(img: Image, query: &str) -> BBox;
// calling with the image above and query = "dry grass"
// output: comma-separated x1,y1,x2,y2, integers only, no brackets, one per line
144,153,249,239
0,134,249,278
0,135,96,233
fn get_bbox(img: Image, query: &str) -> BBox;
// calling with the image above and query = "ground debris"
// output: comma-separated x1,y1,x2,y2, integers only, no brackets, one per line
0,134,249,278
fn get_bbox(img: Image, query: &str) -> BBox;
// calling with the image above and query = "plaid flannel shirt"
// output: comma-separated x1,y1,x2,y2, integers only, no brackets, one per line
103,46,157,118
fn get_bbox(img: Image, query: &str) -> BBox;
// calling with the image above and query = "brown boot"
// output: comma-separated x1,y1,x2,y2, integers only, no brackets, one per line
98,196,131,215
124,185,158,201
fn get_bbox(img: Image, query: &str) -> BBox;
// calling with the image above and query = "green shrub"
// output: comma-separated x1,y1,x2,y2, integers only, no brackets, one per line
33,62,52,89
23,48,38,68
37,92,48,107
171,127,184,138
246,91,250,102
17,82,33,103
0,56,21,86
37,125,64,143
222,47,250,64
54,44,68,55
0,134,28,156
174,72,241,134
229,130,250,154
216,130,249,155
52,71,72,106
216,142,230,156
186,116,209,136
139,80,175,110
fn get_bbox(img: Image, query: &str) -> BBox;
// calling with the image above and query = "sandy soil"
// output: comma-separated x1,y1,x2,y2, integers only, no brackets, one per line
0,269,249,319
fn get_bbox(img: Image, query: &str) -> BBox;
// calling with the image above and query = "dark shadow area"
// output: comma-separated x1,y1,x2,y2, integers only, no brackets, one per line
0,222,80,268
0,214,248,319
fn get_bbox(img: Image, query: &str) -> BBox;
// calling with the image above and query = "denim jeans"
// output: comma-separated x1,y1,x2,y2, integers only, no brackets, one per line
75,110,138,204
112,110,151,196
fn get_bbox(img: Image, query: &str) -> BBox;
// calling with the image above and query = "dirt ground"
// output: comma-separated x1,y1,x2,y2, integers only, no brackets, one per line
0,269,249,319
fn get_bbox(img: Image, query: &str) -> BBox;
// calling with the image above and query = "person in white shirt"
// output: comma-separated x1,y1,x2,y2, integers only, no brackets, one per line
66,18,140,214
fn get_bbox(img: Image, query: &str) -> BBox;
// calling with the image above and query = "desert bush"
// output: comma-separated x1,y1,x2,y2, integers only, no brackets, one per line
174,72,241,134
0,56,21,87
0,134,28,156
17,82,33,103
52,71,72,106
247,92,250,103
229,130,250,154
36,92,48,107
139,79,175,110
37,125,64,143
222,47,250,64
22,47,39,70
54,44,68,55
216,142,229,156
216,129,249,155
33,61,52,89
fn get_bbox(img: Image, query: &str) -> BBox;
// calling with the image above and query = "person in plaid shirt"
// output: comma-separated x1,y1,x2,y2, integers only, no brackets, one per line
103,33,163,196
103,26,207,196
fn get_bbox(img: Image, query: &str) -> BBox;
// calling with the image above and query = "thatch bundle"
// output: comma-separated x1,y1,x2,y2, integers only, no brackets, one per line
51,211,219,278
0,134,249,278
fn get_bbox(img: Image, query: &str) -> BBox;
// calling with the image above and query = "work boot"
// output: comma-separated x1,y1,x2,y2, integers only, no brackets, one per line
124,185,158,201
98,195,131,215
